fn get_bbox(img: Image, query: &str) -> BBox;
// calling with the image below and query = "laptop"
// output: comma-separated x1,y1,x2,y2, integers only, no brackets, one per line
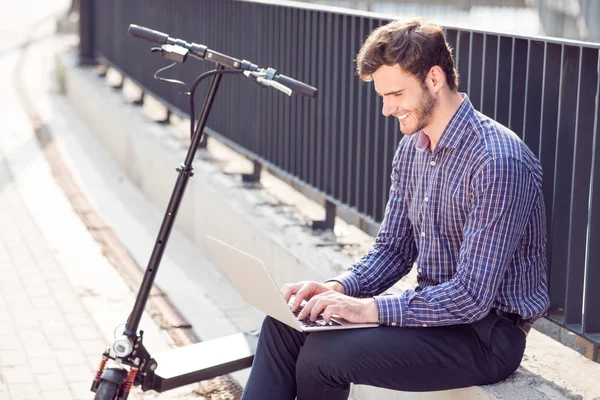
205,236,379,332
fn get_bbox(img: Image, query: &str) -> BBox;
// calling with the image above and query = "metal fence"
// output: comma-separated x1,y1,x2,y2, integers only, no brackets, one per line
82,0,600,350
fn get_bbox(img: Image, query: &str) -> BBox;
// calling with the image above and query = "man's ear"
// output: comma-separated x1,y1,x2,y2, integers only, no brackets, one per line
428,66,446,93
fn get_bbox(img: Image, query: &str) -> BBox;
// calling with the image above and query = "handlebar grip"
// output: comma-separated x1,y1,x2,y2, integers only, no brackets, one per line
128,24,169,45
273,74,317,98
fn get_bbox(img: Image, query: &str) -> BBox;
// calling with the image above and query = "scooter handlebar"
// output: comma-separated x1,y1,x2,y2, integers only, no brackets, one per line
128,24,317,97
274,74,317,98
128,24,169,45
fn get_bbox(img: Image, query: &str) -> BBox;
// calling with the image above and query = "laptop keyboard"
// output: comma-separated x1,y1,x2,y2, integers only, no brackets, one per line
292,308,341,328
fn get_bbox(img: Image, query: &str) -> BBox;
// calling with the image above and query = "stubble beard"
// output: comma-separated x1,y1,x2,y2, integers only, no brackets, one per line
399,83,437,136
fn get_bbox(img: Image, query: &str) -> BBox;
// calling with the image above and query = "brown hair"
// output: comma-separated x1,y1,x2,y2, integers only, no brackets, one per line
356,19,459,91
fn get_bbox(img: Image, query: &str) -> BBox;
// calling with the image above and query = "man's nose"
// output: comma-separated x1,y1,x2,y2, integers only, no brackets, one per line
382,98,396,117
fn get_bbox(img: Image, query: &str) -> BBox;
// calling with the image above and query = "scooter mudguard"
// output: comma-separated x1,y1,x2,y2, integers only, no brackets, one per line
100,367,127,384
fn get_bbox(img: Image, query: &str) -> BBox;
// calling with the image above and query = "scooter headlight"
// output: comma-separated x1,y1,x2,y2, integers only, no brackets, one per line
113,335,133,357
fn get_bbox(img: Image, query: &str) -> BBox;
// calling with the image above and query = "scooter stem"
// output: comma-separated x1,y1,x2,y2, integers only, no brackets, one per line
125,65,226,336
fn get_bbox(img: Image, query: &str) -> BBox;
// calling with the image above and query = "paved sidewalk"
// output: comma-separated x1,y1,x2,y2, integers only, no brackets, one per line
0,135,99,399
0,22,200,400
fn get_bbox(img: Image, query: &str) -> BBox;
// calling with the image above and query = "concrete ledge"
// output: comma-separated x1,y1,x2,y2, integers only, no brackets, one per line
61,53,600,400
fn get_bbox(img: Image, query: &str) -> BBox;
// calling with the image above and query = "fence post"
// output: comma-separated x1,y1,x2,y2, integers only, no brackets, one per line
79,0,96,65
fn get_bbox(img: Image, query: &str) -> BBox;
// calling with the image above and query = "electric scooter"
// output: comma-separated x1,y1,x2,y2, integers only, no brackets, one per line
89,24,317,400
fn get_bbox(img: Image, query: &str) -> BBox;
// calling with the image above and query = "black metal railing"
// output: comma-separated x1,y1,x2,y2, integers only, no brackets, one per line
81,0,600,349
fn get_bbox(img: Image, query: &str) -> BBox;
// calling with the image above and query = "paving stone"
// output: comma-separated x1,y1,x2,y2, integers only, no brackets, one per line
35,308,64,323
41,321,70,337
61,364,94,383
47,335,79,351
24,344,55,359
0,382,10,400
7,383,41,399
1,365,35,384
30,296,58,310
54,350,87,367
0,322,16,335
18,330,47,346
43,390,74,400
63,312,94,328
0,350,28,366
35,373,68,392
71,326,101,341
29,358,61,375
78,339,107,357
0,335,23,351
26,285,52,297
68,381,93,399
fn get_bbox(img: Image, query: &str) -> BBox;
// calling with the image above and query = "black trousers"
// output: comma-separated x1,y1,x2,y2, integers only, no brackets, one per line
241,312,526,400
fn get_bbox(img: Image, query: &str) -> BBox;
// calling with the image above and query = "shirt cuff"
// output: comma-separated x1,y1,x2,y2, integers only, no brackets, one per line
374,295,403,326
326,271,361,297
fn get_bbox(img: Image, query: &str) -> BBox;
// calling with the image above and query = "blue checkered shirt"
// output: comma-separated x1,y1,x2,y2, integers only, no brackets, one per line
333,95,549,327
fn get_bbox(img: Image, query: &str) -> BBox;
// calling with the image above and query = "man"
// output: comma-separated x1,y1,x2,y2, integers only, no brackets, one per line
241,18,549,400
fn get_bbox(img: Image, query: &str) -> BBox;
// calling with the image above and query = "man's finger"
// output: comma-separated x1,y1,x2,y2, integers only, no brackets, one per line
281,283,302,303
309,298,334,321
292,285,316,312
297,295,318,320
322,304,341,324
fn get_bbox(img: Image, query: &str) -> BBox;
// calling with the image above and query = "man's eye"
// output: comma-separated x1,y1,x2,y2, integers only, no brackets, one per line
394,92,402,97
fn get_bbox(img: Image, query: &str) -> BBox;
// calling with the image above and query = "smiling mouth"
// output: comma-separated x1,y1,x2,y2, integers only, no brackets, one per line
396,111,411,122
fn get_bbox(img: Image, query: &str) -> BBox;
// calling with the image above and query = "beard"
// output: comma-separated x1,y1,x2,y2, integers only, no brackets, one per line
399,83,437,136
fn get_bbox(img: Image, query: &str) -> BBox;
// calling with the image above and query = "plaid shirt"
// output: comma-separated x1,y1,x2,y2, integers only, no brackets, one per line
333,95,549,327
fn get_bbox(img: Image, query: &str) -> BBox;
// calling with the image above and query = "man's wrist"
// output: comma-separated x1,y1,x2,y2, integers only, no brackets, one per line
324,280,345,294
369,297,381,323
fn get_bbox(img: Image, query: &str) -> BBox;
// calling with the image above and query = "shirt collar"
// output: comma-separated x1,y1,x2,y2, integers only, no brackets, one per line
415,93,473,153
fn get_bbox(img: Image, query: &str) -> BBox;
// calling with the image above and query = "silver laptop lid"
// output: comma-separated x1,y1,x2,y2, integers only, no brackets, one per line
204,236,301,330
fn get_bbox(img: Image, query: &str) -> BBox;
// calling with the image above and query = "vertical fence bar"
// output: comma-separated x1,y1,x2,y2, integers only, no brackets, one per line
565,47,598,328
549,45,579,321
523,40,544,156
362,17,376,215
347,15,358,208
324,12,334,195
469,33,484,109
291,7,301,178
283,6,292,173
338,14,349,202
301,9,311,183
330,13,341,198
457,30,471,94
510,38,528,137
583,52,600,339
481,34,498,118
496,36,513,127
353,17,365,212
539,43,561,277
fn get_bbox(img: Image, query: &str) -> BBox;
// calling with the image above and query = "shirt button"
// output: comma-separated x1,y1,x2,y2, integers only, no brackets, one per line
417,267,422,273
424,197,429,202
430,160,436,166
421,232,426,237
391,322,397,326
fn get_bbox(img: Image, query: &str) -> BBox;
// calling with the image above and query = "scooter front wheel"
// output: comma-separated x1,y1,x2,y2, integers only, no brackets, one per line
94,380,119,400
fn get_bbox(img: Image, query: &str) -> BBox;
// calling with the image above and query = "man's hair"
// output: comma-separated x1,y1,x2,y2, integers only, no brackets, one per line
356,19,459,91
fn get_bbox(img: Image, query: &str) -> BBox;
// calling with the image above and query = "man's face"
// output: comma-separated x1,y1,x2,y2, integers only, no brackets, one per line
372,64,437,136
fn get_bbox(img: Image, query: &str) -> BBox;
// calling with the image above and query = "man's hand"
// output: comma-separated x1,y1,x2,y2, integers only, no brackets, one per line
281,281,344,312
297,291,380,325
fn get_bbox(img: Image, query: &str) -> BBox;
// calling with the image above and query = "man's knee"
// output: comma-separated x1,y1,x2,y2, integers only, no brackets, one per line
260,315,280,332
295,335,352,387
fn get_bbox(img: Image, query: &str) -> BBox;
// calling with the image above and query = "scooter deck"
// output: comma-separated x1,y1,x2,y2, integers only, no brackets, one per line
151,331,258,392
